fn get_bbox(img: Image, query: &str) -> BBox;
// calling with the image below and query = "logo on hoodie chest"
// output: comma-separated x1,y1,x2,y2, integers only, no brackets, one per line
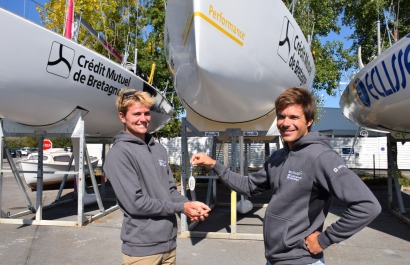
158,159,167,167
286,170,303,181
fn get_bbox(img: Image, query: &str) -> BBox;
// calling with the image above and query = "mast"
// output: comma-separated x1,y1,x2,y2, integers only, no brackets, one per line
65,0,74,39
73,12,123,62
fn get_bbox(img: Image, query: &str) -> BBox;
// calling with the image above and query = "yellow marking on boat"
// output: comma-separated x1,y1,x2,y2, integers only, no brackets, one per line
196,11,243,46
182,15,194,46
166,60,175,76
183,10,245,47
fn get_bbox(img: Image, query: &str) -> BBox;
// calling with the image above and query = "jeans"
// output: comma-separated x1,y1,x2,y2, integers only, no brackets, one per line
266,257,325,265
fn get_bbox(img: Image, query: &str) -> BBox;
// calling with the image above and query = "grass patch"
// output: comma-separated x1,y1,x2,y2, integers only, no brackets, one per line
360,176,388,187
170,164,181,183
359,174,410,187
399,176,410,186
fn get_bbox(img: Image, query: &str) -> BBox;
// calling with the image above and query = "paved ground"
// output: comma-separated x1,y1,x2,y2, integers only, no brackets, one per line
1,160,410,265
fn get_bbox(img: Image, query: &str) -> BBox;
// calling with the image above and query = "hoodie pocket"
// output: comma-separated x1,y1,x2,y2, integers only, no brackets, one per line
124,216,174,246
264,212,291,257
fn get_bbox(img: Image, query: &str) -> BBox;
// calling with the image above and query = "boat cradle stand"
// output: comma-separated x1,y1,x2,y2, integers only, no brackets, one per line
386,134,410,225
179,117,279,240
0,109,118,227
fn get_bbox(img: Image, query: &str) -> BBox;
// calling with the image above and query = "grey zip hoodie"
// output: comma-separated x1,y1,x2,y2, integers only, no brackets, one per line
103,131,188,257
212,132,381,265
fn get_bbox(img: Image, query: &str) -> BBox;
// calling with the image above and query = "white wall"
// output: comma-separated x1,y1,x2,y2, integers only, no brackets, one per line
330,137,410,170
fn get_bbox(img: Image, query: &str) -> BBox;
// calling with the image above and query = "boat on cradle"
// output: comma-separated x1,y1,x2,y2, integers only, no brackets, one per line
164,0,315,132
17,148,99,191
339,33,410,138
0,6,173,139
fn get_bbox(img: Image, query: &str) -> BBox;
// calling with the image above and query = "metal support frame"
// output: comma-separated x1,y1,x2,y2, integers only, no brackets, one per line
386,134,410,225
0,110,118,227
179,117,277,240
0,141,35,217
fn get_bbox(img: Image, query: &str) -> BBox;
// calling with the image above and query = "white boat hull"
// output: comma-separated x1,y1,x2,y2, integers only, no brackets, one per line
165,0,315,131
18,155,99,190
0,8,173,138
340,34,410,138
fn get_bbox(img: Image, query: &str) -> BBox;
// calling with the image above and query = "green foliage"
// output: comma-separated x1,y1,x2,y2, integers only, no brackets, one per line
135,0,184,136
360,175,410,187
360,176,388,187
4,137,71,149
156,117,182,138
283,0,354,95
47,137,72,149
400,177,410,187
393,170,410,186
169,163,181,183
168,164,211,184
342,0,409,65
4,137,37,148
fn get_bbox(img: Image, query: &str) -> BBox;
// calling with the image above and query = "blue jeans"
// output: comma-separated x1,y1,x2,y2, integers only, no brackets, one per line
266,257,325,265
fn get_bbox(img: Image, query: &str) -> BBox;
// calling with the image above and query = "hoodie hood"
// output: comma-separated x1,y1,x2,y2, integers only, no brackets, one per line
291,132,333,151
112,130,154,146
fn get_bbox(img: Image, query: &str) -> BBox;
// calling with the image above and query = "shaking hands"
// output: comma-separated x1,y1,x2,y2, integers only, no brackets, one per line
182,153,217,222
184,201,211,222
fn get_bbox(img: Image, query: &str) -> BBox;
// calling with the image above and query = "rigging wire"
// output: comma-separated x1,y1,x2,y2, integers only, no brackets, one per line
98,0,111,60
395,0,400,41
134,0,140,69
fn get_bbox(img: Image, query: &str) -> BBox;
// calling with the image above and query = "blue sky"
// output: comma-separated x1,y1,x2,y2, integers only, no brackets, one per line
318,20,355,108
0,0,44,23
1,0,354,108
321,91,342,108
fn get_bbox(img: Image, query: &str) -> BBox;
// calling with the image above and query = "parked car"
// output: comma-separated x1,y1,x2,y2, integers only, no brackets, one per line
19,147,32,156
2,148,19,158
9,148,19,158
30,148,38,153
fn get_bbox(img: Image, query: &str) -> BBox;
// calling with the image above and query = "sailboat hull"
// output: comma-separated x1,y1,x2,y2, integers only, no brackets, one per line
340,34,410,138
0,8,173,138
165,0,315,131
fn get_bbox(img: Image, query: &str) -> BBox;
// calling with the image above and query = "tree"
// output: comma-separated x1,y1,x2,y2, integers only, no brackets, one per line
343,0,409,65
132,0,183,138
283,0,355,96
4,137,37,148
48,137,72,149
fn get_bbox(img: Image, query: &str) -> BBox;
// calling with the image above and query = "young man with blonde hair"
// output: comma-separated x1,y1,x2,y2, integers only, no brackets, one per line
104,88,210,265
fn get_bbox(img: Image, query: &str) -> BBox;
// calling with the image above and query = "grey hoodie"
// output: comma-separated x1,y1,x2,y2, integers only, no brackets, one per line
103,131,188,257
212,132,381,265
